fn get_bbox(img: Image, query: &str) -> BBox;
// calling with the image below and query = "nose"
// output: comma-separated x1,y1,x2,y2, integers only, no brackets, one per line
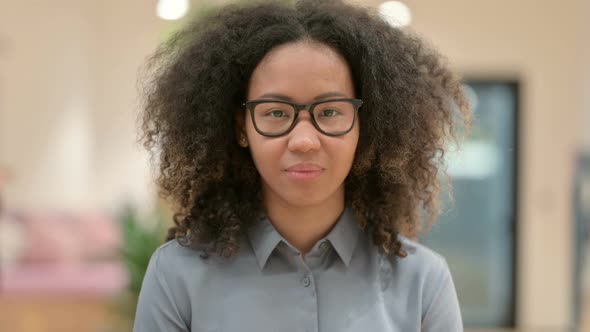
287,112,321,153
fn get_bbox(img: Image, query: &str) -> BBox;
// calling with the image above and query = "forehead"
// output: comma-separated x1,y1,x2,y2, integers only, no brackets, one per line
247,41,354,101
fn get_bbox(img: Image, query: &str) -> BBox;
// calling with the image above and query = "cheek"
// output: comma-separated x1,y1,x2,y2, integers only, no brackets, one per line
345,141,359,167
345,127,360,159
339,130,360,174
244,124,282,176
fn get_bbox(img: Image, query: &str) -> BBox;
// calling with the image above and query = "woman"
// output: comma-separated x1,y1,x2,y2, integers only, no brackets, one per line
134,1,472,331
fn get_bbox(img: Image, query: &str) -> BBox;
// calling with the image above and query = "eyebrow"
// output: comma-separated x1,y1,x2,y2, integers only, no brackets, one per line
256,91,348,101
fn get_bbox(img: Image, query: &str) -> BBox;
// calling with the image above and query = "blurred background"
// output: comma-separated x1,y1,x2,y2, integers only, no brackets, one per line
0,0,588,331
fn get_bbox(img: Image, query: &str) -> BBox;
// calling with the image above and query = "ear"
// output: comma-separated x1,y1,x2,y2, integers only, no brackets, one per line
235,110,249,148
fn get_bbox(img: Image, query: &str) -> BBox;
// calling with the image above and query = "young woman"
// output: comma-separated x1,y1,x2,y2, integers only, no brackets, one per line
134,1,472,331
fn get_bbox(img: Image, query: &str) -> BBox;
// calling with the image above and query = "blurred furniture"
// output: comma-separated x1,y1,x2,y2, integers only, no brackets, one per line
0,211,127,332
0,211,125,295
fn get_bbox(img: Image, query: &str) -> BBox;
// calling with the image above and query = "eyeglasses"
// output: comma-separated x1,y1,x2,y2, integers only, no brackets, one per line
242,98,363,137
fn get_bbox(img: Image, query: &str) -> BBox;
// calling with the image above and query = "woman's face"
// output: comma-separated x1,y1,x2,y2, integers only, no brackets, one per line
242,41,359,209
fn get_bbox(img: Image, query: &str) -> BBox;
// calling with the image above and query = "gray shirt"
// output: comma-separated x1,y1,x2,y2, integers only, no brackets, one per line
133,207,463,332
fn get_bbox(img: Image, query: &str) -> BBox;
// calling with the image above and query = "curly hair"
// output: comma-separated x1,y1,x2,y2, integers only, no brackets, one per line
139,0,471,259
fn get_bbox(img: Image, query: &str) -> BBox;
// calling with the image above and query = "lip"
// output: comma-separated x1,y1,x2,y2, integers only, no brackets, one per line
285,163,324,181
286,163,323,172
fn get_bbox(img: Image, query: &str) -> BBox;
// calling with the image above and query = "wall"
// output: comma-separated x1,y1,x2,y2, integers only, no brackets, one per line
0,0,164,213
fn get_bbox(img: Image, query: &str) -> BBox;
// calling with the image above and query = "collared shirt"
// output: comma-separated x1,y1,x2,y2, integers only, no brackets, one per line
133,207,463,332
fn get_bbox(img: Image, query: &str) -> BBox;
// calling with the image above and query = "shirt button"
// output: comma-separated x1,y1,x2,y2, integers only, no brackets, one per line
302,275,311,287
319,241,329,251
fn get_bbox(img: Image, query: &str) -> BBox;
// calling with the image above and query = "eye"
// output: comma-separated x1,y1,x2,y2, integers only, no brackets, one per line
267,110,287,118
319,109,339,117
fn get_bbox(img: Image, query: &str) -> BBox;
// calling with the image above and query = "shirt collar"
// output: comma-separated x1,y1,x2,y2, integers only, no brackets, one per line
247,215,283,270
325,207,360,267
247,207,361,269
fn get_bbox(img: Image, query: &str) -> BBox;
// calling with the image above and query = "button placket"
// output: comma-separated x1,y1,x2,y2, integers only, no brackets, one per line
295,255,318,332
301,274,311,287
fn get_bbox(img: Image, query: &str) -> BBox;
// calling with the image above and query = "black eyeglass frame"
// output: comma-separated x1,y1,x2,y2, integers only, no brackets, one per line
241,98,363,137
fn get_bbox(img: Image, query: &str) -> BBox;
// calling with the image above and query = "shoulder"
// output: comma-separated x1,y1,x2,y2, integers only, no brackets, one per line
135,240,203,327
393,237,463,328
149,238,252,279
386,235,458,319
393,234,449,274
381,234,453,301
146,239,214,282
154,239,206,263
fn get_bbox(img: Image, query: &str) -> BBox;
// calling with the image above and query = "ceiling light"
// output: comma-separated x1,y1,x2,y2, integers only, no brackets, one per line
378,1,412,28
157,0,190,21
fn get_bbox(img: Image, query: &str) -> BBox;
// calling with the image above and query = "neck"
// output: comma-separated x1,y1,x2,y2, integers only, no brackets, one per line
263,187,345,255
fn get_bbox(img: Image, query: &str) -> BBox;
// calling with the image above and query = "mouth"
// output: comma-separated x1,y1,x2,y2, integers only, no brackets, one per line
285,163,324,181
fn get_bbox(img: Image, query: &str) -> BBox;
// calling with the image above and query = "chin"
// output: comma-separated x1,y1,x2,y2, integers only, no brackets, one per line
262,178,345,208
279,190,335,208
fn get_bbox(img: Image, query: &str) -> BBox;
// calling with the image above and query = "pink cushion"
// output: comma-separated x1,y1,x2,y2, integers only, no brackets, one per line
0,211,127,294
1,262,127,295
17,212,121,263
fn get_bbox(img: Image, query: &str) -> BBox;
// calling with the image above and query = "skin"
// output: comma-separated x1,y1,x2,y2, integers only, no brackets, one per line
238,41,359,254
